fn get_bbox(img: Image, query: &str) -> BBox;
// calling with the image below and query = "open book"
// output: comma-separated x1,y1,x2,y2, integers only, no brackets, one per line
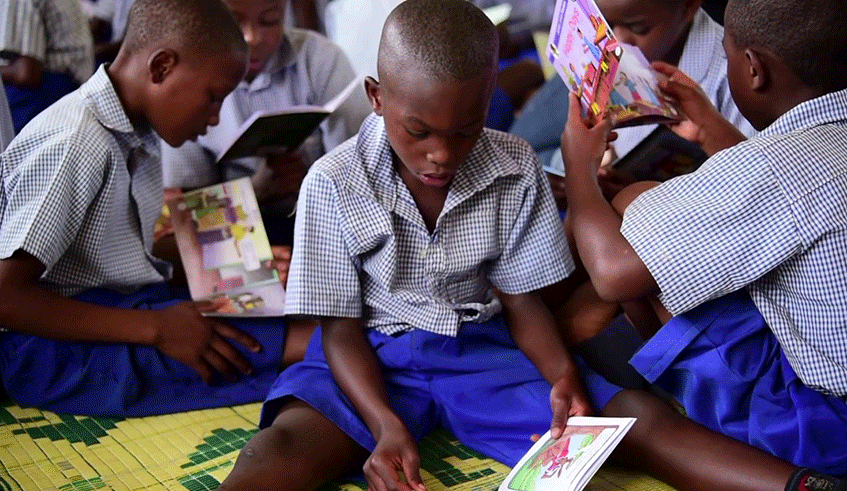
546,0,679,128
216,76,363,162
610,125,708,183
498,417,636,491
166,177,286,317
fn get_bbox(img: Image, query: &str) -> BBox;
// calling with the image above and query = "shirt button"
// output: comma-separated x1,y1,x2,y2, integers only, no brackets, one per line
420,249,428,257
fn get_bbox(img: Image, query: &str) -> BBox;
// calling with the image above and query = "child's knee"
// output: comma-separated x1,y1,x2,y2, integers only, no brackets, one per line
602,389,677,443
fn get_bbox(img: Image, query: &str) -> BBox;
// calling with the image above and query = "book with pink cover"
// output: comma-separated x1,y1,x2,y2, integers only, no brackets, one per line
166,177,286,317
546,0,679,128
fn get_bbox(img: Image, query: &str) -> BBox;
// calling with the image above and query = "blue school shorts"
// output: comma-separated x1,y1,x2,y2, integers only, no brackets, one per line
580,289,847,476
261,315,554,467
0,283,287,417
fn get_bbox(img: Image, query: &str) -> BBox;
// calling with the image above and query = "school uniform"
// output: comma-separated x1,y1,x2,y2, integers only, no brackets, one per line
262,113,575,467
0,65,286,417
512,9,754,169
0,0,94,133
584,88,847,475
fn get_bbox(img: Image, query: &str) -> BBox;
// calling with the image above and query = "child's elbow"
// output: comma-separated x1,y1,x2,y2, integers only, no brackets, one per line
589,260,636,303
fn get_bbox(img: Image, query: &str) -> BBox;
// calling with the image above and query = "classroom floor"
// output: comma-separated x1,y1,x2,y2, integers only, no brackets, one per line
0,399,676,491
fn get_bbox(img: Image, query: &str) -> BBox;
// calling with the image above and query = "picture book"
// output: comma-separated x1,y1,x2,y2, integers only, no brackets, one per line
166,177,286,317
610,125,708,183
545,0,679,127
498,417,636,491
216,75,362,162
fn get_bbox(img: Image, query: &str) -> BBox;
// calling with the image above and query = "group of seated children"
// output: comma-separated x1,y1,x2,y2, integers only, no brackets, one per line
0,0,845,491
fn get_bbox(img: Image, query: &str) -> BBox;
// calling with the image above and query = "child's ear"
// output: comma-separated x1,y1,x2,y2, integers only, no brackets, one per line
745,48,770,92
364,76,383,115
147,48,179,84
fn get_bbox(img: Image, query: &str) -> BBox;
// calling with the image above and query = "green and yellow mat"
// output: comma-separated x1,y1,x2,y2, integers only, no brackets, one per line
0,400,675,491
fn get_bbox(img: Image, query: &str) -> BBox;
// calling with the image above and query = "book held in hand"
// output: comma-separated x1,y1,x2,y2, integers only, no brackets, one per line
216,76,363,162
546,0,679,127
498,417,636,491
609,125,708,183
167,177,286,317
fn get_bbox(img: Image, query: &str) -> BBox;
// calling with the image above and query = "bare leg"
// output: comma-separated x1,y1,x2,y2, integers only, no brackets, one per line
219,400,369,491
603,389,794,491
554,279,620,346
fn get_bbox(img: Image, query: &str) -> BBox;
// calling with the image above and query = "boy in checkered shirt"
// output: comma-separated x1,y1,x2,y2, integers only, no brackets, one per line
562,0,847,489
219,1,593,489
0,0,291,418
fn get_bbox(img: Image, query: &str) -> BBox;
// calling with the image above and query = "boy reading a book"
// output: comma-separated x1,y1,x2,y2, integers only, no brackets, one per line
510,0,754,205
562,0,847,489
0,0,291,418
161,0,371,247
218,1,592,489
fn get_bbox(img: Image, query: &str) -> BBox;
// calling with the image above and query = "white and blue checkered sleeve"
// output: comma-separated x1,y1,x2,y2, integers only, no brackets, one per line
284,167,362,318
620,144,803,315
161,139,219,190
0,130,110,270
489,150,574,294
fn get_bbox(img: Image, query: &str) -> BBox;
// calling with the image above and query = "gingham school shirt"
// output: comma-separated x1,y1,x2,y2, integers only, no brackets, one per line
0,0,94,85
284,114,575,336
0,65,171,297
162,28,371,190
620,88,847,397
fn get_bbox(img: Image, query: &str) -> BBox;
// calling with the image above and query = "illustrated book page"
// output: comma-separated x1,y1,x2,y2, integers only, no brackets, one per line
167,177,286,316
545,0,679,127
498,417,636,491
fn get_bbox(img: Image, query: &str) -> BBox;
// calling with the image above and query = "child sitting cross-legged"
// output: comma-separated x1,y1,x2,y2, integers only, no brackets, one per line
218,1,592,489
562,0,847,489
0,0,292,418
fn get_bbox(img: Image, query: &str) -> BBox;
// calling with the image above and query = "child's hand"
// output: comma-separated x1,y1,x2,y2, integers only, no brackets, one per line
152,301,262,384
652,61,746,155
252,150,307,204
549,368,593,439
561,92,616,181
266,245,291,287
365,424,428,491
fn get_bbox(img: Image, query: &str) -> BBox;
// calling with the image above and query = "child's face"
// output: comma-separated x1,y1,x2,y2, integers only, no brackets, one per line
223,0,284,81
149,50,246,148
596,0,696,63
367,67,493,189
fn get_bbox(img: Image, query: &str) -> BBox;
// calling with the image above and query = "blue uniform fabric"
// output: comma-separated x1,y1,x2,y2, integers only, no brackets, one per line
0,283,287,417
581,290,847,475
5,70,78,134
261,315,554,467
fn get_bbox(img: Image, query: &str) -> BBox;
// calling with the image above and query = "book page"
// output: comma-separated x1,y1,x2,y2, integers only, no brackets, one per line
546,0,677,127
499,417,636,491
167,177,286,317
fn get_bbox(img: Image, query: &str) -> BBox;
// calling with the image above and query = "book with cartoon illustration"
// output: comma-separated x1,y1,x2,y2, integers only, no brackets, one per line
546,0,679,128
216,75,362,162
167,177,286,317
498,417,636,491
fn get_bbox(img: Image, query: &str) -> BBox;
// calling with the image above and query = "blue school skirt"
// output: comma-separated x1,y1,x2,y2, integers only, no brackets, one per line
261,316,554,467
5,70,79,134
0,283,287,417
581,289,847,475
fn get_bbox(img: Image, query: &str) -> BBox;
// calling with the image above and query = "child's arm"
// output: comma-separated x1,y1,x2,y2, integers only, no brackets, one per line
499,291,592,438
0,56,43,89
652,61,748,156
0,250,261,384
561,93,658,303
321,317,427,491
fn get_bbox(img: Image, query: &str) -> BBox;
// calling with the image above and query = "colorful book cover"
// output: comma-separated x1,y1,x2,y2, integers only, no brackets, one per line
498,417,636,491
546,0,679,127
167,177,286,317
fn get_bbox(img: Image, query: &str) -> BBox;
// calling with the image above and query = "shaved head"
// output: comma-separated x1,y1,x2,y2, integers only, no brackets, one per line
725,0,847,92
377,0,499,84
122,0,247,58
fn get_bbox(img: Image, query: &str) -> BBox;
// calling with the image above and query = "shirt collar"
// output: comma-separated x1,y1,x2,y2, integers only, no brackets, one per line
238,32,295,92
344,114,522,214
79,65,159,153
677,9,723,86
759,88,847,138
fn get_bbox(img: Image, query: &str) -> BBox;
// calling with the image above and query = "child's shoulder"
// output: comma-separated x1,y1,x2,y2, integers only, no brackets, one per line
286,27,350,62
478,127,542,174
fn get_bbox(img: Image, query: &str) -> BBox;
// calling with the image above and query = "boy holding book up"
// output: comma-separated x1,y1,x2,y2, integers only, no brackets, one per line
563,0,847,489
